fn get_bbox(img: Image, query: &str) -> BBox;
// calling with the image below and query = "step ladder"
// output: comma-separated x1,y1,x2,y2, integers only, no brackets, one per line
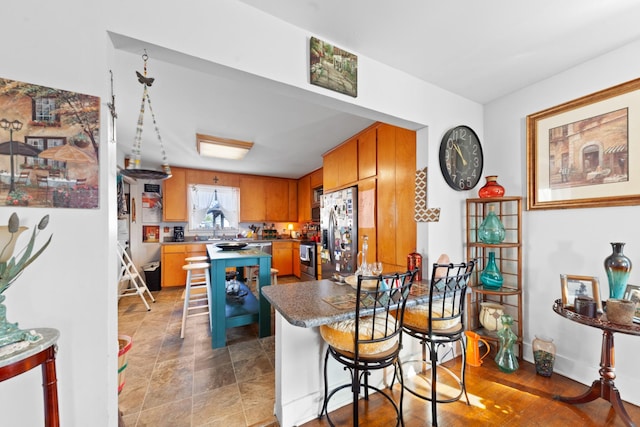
117,242,156,310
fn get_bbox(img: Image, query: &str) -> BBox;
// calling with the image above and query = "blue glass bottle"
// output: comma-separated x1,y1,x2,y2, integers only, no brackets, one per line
480,251,503,289
478,206,505,244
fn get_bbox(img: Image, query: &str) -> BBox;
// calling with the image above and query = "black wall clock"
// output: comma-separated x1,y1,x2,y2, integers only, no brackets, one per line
439,125,484,191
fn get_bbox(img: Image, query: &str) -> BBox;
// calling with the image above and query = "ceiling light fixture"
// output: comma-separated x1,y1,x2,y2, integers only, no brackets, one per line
197,133,253,160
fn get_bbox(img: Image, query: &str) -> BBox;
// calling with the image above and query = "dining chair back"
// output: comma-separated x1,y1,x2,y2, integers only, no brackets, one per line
36,175,50,204
319,269,417,426
399,259,476,427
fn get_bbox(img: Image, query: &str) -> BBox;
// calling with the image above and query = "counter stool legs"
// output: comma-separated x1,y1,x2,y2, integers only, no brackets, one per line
180,262,212,339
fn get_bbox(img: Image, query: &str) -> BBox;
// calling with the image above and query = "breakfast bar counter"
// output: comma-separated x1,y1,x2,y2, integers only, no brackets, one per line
262,279,429,426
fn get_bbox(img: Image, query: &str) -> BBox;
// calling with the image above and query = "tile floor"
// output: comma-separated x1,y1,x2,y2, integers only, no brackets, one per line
117,276,299,427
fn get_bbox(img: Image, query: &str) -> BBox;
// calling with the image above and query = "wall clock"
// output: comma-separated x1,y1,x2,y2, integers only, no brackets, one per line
439,125,484,191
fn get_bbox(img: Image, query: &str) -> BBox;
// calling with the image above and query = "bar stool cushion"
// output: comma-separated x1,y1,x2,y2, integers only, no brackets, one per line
404,302,459,331
319,316,398,355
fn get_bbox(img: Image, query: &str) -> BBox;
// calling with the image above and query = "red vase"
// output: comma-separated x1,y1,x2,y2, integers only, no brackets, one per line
478,175,505,198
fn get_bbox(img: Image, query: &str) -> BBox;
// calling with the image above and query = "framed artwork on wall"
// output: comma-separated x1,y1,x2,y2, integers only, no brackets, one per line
0,77,99,209
527,77,640,210
310,36,357,97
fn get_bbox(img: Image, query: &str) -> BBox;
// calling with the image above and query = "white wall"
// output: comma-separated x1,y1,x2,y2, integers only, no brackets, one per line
484,39,640,405
0,1,480,425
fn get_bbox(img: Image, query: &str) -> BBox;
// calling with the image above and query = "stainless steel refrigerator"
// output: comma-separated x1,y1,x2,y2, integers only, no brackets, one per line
321,186,358,280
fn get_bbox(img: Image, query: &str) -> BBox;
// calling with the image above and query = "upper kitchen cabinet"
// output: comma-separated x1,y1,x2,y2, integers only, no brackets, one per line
240,176,266,222
323,137,358,191
358,126,377,179
163,167,188,222
298,168,323,222
240,175,297,222
376,123,416,271
298,174,311,222
309,168,323,189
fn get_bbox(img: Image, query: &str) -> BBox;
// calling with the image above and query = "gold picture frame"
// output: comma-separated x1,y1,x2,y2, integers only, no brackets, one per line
527,77,640,210
560,274,602,312
623,284,640,321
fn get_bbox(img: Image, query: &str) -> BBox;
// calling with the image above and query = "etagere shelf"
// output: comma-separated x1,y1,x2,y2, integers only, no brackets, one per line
466,196,523,358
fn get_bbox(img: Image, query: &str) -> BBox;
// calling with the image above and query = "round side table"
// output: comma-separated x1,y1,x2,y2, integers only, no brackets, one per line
0,328,60,427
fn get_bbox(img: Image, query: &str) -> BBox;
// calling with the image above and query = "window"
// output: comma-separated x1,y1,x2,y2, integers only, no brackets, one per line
33,97,59,123
25,137,66,169
188,184,240,234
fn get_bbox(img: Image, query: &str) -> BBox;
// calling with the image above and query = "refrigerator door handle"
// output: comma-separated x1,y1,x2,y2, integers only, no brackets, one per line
328,209,336,263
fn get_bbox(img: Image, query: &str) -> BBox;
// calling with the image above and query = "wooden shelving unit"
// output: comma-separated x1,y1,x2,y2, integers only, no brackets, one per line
466,196,523,358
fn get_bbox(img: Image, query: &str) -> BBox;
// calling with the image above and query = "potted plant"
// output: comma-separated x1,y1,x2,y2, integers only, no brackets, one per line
5,189,33,206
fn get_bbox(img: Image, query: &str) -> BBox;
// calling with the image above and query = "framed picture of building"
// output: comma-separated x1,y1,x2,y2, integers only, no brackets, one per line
0,77,99,209
527,77,640,210
310,37,357,98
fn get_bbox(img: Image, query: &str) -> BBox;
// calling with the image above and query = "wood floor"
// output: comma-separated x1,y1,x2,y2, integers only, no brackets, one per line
302,355,640,427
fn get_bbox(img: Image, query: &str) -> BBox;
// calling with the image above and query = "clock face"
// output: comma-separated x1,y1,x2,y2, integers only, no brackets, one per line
439,125,484,191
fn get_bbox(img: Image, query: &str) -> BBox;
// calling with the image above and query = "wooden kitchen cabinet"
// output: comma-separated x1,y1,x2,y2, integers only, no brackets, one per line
272,240,293,276
293,241,301,278
266,178,290,221
298,174,311,222
375,124,416,272
309,168,323,189
162,167,188,222
358,126,377,179
161,244,207,287
240,176,266,222
241,176,297,222
322,137,358,191
288,180,298,221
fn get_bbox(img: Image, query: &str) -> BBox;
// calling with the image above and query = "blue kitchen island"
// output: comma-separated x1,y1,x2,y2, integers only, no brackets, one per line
206,244,272,348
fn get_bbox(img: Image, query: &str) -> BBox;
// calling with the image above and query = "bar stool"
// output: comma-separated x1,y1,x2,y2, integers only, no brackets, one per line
180,261,212,338
185,256,208,284
245,266,279,290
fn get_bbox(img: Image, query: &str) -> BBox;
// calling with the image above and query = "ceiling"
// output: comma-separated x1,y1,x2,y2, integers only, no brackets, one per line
113,0,640,180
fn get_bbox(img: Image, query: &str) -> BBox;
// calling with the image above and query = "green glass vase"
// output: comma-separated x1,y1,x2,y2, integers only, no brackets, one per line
478,206,505,244
495,314,519,373
480,251,503,289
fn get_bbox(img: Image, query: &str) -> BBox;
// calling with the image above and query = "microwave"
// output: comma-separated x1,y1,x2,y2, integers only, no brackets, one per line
311,206,320,222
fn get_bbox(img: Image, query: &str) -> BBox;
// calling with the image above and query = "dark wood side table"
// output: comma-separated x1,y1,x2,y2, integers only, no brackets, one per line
0,328,60,427
553,300,639,427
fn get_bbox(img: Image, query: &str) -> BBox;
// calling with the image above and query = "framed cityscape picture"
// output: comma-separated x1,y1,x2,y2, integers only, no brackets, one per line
527,77,640,210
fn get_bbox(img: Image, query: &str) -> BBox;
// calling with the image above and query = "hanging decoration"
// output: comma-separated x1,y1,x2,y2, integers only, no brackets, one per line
120,51,172,180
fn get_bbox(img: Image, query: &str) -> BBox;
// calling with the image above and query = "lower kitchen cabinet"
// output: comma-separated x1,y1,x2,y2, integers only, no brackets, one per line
161,244,207,287
293,241,301,278
272,240,293,276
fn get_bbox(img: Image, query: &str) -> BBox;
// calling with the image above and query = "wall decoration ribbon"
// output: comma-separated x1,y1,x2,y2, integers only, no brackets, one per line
414,167,440,222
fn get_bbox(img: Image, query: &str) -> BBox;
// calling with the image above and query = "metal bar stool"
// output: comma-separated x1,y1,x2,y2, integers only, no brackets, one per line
180,261,212,338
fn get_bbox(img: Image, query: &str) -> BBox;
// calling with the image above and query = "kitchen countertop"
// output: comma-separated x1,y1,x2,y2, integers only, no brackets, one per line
261,279,431,328
160,237,306,245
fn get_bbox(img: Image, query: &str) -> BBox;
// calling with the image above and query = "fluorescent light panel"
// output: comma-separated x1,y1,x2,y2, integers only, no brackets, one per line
196,133,253,160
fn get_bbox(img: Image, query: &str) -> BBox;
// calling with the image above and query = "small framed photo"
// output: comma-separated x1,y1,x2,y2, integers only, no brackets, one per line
560,274,602,312
623,284,640,321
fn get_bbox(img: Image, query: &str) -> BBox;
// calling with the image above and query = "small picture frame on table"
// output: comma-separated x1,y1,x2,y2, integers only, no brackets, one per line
560,274,603,312
622,284,640,322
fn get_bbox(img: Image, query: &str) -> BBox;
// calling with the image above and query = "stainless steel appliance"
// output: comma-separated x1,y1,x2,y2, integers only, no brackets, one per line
320,186,358,280
299,241,318,281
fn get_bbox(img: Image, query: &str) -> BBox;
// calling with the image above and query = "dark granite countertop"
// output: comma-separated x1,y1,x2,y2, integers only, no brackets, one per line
160,238,301,245
261,279,432,328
